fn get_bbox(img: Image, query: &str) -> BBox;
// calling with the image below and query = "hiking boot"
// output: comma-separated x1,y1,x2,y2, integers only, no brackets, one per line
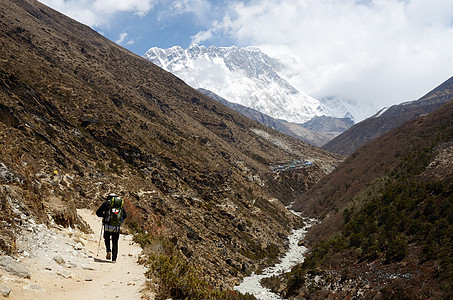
106,252,111,260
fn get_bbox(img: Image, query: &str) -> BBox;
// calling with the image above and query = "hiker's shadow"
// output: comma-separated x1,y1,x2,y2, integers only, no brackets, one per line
94,257,113,263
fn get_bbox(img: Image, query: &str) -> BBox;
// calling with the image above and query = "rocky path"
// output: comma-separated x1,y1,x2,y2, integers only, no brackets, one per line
0,209,153,299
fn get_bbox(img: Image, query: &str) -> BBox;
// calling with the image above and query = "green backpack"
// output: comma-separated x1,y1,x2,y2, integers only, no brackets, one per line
105,196,124,226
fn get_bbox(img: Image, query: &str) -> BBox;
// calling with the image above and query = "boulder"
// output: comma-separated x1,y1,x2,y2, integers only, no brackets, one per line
0,256,31,278
0,284,11,297
297,240,307,247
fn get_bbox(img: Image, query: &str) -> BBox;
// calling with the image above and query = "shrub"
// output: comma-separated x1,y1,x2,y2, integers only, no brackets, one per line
385,236,407,263
136,232,255,299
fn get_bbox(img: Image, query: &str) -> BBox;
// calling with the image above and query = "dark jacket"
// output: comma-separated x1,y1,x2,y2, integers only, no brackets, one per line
96,201,127,224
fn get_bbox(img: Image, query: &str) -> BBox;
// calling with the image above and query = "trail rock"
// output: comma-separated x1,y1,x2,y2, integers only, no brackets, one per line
65,262,77,268
57,270,72,279
74,242,84,250
0,284,11,297
0,256,31,278
23,283,45,292
53,255,65,265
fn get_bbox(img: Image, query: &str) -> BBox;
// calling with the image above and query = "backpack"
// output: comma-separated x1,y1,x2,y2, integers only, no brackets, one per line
104,196,124,227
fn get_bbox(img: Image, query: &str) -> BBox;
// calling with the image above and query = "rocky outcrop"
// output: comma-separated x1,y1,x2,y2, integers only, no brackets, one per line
0,163,23,184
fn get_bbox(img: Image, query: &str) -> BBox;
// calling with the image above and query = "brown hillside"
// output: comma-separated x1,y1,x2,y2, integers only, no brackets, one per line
288,100,453,298
294,100,453,236
0,0,341,294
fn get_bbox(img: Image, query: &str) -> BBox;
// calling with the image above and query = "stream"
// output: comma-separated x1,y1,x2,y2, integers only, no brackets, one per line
234,217,317,299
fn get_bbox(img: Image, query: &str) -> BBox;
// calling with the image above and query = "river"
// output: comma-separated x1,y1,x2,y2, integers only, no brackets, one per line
234,217,317,299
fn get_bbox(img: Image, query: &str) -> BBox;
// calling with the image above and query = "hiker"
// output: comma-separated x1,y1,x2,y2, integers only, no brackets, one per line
96,193,127,262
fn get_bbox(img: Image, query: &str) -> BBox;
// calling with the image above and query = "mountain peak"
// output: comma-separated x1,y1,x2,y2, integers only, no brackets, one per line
143,45,352,123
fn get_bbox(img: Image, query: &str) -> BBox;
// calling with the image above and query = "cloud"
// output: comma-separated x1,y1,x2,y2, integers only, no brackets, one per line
191,30,213,45
39,0,156,27
92,0,154,16
172,0,212,19
190,17,232,45
115,32,135,45
116,32,128,44
196,0,453,118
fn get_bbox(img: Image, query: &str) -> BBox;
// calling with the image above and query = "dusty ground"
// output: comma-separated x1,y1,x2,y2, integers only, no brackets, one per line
0,209,153,299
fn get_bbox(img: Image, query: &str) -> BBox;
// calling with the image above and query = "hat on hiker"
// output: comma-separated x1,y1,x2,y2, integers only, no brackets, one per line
106,193,118,200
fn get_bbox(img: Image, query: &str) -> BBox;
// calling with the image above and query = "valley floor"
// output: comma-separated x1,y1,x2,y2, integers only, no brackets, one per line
0,209,153,299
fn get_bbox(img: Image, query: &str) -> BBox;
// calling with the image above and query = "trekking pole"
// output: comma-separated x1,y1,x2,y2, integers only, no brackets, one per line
96,222,103,257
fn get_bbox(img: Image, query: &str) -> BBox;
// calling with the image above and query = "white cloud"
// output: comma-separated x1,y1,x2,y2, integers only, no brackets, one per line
92,0,154,16
116,32,127,44
191,30,213,45
172,0,211,19
116,32,136,45
39,0,156,27
196,0,453,119
191,17,231,44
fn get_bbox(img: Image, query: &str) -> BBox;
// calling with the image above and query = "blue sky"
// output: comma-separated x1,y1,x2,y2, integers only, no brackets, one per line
39,0,244,54
38,0,453,118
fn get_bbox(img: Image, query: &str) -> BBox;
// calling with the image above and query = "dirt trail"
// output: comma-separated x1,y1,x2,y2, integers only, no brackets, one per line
0,209,153,299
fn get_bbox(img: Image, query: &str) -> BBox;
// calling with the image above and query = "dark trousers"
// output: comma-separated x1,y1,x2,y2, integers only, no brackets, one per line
104,230,120,261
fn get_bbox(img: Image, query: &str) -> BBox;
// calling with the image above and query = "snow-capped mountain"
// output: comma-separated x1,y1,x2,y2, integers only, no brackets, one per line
143,45,352,124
